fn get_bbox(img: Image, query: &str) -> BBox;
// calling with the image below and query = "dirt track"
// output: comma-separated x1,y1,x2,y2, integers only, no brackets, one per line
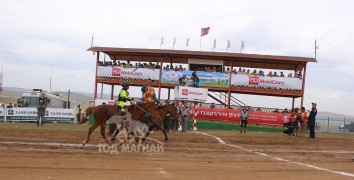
0,122,353,180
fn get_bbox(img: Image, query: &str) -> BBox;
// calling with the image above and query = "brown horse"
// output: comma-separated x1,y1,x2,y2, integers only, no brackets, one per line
78,102,161,147
140,103,178,144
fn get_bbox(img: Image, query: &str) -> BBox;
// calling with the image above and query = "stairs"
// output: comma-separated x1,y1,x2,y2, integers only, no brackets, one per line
208,92,246,108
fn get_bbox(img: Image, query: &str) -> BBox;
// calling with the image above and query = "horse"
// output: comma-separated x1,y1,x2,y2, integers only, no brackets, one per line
140,103,178,144
114,103,179,145
77,101,161,147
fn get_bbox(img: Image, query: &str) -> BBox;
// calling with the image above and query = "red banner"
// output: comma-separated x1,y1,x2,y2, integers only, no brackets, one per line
190,107,290,125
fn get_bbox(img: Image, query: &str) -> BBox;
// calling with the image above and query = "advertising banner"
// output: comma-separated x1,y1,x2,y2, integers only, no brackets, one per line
191,107,289,125
0,107,4,121
5,108,74,121
231,74,302,90
162,70,229,88
97,66,159,80
174,86,208,102
95,99,116,106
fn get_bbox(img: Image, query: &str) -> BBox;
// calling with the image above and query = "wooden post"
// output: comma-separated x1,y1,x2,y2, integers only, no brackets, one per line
94,51,100,106
158,56,163,101
300,63,307,108
227,60,234,109
110,84,114,100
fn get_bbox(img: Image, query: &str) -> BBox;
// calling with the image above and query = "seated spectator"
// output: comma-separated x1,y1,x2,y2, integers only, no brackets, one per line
280,72,285,77
183,67,186,71
237,68,242,74
210,103,215,109
226,68,230,74
267,71,273,77
294,72,299,78
298,71,302,79
7,103,13,108
174,66,179,71
170,65,174,70
179,75,187,86
287,73,292,78
242,69,246,74
273,72,279,77
212,67,217,72
113,60,117,66
251,70,257,76
164,65,170,70
246,69,250,75
232,69,237,74
179,65,183,70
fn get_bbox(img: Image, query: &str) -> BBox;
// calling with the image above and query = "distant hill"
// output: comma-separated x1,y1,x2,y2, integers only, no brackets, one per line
317,111,354,120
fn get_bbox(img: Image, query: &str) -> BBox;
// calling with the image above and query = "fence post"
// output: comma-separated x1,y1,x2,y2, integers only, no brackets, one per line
327,117,330,133
343,118,346,133
4,106,6,122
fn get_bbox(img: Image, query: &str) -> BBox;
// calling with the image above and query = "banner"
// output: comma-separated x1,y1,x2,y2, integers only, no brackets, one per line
0,107,4,121
97,66,159,80
97,66,302,90
174,86,208,102
5,107,74,121
190,107,290,125
162,70,229,88
231,74,302,90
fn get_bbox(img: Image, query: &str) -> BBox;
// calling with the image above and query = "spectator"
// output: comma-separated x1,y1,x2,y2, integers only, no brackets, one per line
226,67,230,74
273,72,279,77
7,103,13,108
242,69,246,74
287,73,293,78
280,72,285,77
299,107,308,137
240,106,250,134
283,113,293,136
76,104,81,123
308,103,317,139
210,103,215,109
246,69,250,75
178,75,187,86
170,103,181,132
36,100,46,127
191,71,200,87
267,71,273,77
181,102,190,132
293,108,301,137
251,70,257,76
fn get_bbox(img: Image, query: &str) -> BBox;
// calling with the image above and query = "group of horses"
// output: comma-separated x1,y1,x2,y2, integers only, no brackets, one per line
77,101,178,147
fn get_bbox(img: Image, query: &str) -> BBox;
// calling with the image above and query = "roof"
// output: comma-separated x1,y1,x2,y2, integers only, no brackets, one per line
87,47,317,71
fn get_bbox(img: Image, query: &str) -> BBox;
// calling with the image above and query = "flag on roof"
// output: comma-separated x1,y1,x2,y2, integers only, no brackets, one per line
201,27,210,36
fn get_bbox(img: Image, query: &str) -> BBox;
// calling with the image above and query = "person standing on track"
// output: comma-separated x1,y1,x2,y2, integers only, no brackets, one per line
181,102,190,132
36,99,46,127
299,107,308,137
76,104,81,123
308,103,317,139
240,106,250,134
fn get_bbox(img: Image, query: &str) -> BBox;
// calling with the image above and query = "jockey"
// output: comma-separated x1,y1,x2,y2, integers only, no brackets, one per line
141,79,158,104
141,79,158,123
116,81,134,116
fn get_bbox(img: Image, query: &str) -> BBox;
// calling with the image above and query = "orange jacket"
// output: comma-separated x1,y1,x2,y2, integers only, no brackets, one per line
302,111,308,123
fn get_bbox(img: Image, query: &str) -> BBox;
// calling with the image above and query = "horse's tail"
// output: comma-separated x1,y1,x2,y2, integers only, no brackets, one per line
77,107,95,125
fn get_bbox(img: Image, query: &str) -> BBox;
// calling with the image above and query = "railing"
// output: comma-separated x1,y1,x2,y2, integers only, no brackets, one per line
316,118,354,133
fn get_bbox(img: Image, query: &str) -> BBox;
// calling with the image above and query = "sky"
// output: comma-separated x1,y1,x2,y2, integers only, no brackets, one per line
0,0,354,116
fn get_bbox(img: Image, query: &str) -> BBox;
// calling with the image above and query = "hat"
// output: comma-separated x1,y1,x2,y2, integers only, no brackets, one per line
312,103,317,105
121,82,131,87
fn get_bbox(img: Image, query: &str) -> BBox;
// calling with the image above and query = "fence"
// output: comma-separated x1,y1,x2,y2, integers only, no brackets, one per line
316,118,354,133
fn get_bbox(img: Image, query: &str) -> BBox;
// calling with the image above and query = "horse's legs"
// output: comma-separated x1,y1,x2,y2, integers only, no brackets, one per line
154,121,168,143
82,122,100,147
141,125,155,144
100,121,111,146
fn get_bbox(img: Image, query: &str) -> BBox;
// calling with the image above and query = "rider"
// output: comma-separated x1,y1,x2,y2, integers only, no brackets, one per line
109,82,134,142
141,79,159,124
116,81,134,116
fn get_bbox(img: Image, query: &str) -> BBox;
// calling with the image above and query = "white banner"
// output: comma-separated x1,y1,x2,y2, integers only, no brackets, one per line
95,99,116,106
5,107,74,121
0,107,4,121
97,66,159,80
174,86,208,102
231,74,302,90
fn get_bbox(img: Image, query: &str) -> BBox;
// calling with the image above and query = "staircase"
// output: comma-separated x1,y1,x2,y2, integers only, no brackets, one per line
208,92,246,108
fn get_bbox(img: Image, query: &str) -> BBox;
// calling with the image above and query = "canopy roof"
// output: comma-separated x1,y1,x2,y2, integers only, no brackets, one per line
88,47,317,71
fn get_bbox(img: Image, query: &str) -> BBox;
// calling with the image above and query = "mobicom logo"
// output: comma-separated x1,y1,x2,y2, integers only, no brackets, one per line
166,73,179,79
112,67,121,76
189,91,203,96
249,76,259,85
182,89,188,95
112,67,142,76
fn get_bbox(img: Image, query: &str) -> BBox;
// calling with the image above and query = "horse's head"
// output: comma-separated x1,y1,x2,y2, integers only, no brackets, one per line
165,103,178,118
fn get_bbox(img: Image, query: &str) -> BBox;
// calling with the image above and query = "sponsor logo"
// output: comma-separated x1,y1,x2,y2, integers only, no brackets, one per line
112,67,121,76
260,79,285,85
189,91,203,96
249,76,259,85
182,89,188,95
112,67,142,76
165,72,179,79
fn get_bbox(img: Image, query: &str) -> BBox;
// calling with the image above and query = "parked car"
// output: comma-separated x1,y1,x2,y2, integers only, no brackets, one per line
339,122,354,132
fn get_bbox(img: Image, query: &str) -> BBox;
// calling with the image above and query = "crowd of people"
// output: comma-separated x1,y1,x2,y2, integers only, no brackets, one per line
99,60,161,70
225,67,303,79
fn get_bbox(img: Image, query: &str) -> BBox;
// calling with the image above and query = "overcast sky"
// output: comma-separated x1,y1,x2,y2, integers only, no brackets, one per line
1,0,353,115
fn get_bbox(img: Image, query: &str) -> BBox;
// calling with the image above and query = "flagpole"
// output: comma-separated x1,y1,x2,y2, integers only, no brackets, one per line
315,40,317,60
